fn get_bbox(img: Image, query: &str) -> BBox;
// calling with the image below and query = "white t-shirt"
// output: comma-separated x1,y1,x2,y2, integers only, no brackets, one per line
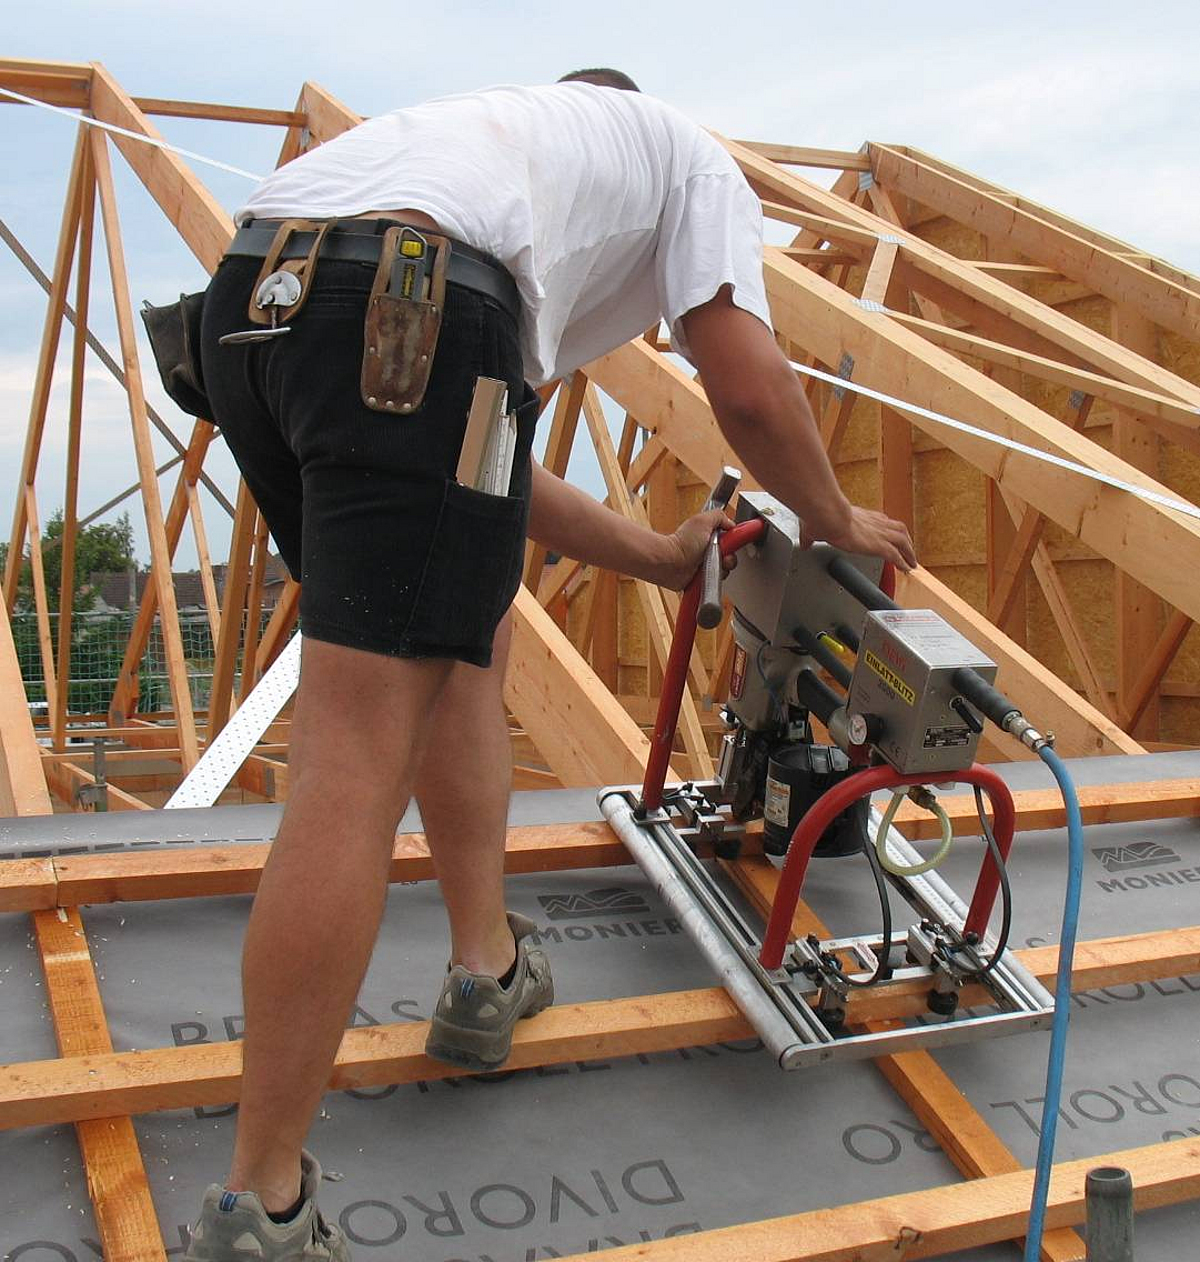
236,83,771,386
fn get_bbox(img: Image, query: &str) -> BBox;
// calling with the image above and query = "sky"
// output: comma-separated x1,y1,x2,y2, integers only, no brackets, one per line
2,0,1198,570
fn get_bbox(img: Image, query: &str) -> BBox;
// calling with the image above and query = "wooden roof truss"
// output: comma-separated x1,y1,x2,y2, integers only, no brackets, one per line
2,57,1199,1259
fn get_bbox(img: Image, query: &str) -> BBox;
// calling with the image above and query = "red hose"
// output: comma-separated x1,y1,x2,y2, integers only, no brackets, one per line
758,762,1014,970
640,519,767,811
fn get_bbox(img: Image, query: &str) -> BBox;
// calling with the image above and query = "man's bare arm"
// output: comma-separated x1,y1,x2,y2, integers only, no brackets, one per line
526,458,730,591
680,287,917,570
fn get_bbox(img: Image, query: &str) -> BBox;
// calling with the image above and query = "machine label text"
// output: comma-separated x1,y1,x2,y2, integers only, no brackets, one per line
863,649,916,706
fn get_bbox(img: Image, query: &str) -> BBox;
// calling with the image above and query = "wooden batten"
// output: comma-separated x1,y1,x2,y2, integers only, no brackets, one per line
34,908,166,1260
4,923,1198,1131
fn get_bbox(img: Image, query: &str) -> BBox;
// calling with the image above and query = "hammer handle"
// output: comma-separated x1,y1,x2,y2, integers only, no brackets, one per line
698,537,724,629
697,467,741,630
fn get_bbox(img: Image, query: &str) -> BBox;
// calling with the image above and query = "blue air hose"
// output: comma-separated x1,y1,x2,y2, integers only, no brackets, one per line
1023,745,1085,1260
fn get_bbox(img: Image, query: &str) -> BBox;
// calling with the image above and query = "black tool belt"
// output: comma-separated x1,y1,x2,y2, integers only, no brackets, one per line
227,218,521,324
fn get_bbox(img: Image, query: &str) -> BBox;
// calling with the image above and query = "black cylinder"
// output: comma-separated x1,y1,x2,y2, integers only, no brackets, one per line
951,667,1020,729
794,628,853,689
762,742,869,858
795,668,842,727
828,555,899,612
1085,1166,1134,1262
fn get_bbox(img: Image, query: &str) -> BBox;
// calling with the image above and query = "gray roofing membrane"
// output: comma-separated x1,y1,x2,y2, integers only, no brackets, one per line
2,752,1199,1259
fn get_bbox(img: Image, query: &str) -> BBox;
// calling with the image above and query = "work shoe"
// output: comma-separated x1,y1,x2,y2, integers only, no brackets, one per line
425,911,554,1070
183,1149,349,1261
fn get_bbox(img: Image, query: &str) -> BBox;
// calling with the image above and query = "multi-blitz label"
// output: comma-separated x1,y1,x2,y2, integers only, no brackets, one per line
863,648,916,706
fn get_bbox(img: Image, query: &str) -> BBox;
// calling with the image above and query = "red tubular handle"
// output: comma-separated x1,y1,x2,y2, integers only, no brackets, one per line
880,561,897,601
758,762,1015,970
640,518,767,811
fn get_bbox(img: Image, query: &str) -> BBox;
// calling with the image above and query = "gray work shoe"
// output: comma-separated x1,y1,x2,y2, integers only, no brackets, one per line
425,911,554,1070
184,1149,349,1261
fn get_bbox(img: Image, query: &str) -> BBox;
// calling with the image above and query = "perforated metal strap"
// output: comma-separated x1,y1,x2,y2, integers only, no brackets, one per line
166,634,303,809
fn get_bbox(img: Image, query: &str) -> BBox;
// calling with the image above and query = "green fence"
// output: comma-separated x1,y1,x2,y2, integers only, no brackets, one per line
11,609,271,716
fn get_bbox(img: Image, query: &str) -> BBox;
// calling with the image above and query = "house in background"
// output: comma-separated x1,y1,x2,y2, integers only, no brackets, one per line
88,554,291,616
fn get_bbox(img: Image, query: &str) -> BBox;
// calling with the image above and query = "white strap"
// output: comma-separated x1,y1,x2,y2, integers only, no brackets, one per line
791,358,1200,523
0,86,263,182
166,634,303,808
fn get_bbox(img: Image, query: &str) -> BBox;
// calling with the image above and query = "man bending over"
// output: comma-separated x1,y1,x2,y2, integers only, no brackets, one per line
186,68,916,1259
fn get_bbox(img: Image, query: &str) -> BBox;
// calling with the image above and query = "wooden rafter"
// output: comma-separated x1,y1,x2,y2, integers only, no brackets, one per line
763,249,1200,626
581,383,711,776
90,128,199,767
3,128,87,612
987,395,1094,628
7,773,1200,913
869,143,1200,341
34,908,166,1260
51,139,96,750
888,311,1200,451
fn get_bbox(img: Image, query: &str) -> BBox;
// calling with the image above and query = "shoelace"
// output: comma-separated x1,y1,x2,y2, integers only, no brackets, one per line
313,1209,340,1245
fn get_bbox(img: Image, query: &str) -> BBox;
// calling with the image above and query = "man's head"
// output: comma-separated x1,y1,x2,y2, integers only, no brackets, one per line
558,68,641,92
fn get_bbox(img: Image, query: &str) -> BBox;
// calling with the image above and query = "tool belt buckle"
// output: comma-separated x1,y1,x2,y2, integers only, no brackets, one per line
218,218,335,347
361,225,449,414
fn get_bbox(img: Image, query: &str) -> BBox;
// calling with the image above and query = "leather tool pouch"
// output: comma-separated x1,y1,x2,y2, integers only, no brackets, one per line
361,226,448,414
140,290,211,418
247,218,336,325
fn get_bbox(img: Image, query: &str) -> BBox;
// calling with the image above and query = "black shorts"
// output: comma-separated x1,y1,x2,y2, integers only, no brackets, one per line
199,254,536,668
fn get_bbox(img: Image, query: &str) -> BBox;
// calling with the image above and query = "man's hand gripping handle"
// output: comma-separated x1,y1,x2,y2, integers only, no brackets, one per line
698,466,741,629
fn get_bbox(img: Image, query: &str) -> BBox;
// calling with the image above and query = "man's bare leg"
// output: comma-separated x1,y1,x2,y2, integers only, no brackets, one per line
226,637,453,1212
414,613,516,979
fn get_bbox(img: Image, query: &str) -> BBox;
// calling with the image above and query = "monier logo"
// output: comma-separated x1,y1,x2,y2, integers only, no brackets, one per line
1092,842,1181,872
537,887,651,921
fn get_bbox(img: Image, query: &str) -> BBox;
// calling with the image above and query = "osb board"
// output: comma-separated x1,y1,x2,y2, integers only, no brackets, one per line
1162,695,1200,744
1160,442,1200,509
1168,624,1200,685
833,392,882,463
912,217,986,262
926,561,986,610
1055,293,1116,337
913,447,988,564
834,458,879,511
1162,329,1200,387
1022,559,1121,691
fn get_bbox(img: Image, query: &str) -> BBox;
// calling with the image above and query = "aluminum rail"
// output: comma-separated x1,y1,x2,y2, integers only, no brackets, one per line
599,789,833,1067
600,785,1054,1069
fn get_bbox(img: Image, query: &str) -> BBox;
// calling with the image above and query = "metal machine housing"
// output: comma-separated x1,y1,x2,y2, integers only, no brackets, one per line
848,609,997,775
727,492,884,653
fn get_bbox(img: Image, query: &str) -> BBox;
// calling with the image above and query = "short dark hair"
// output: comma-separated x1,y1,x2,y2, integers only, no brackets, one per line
558,68,641,92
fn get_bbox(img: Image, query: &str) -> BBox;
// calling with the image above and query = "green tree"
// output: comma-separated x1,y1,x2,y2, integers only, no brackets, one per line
0,510,136,613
